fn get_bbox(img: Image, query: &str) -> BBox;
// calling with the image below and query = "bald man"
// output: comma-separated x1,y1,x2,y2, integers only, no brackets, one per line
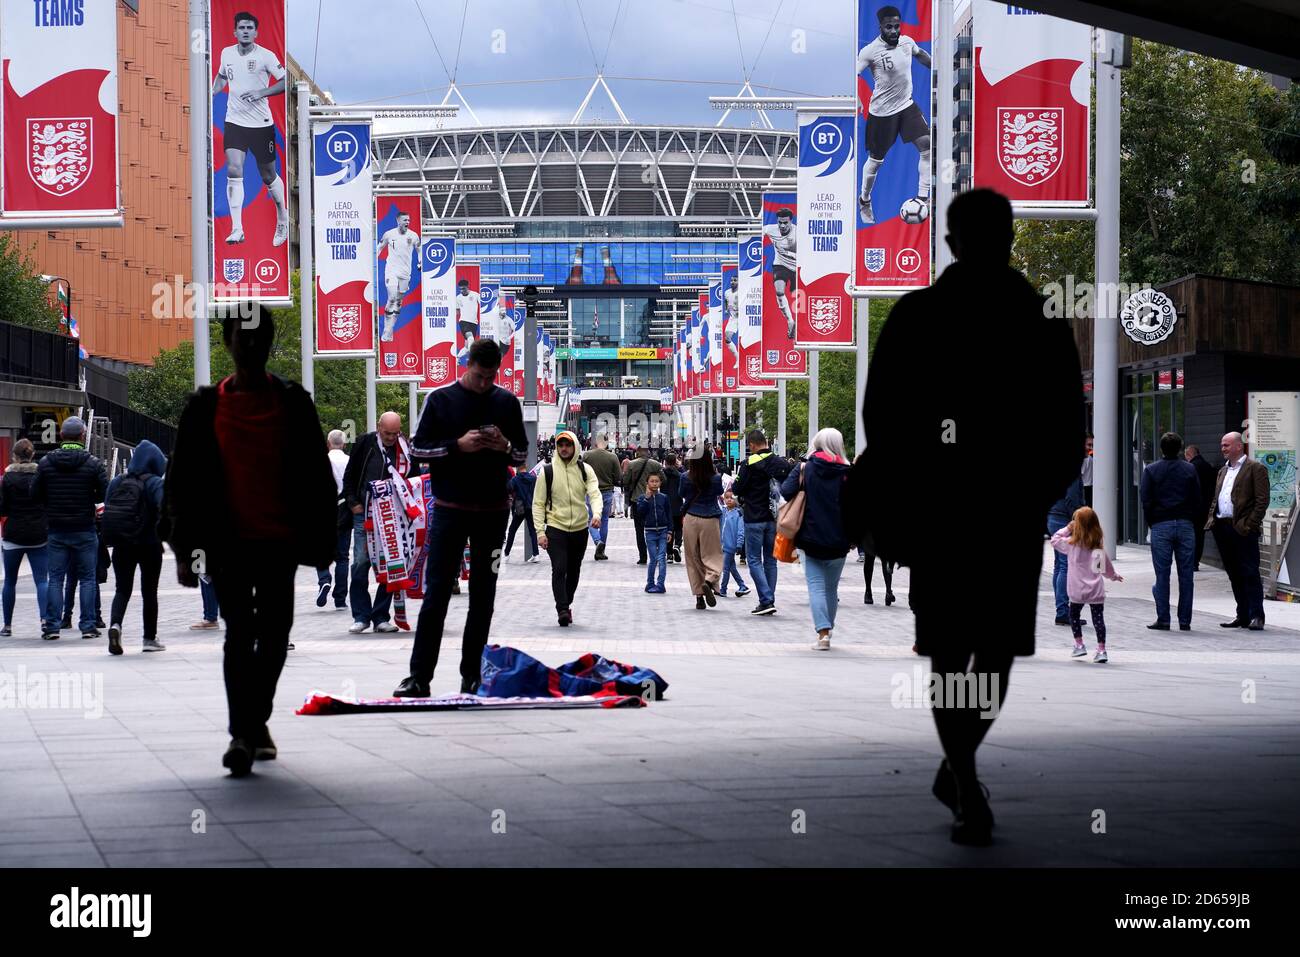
1206,431,1270,630
342,412,407,633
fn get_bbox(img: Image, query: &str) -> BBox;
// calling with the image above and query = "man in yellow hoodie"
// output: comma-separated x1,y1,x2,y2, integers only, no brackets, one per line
533,431,602,626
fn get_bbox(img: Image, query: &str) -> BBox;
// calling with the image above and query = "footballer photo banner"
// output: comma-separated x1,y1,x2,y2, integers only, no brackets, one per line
972,0,1092,205
737,232,776,392
761,192,808,379
313,121,375,357
720,262,741,395
796,111,856,350
853,0,933,291
210,0,291,304
707,278,725,396
1,0,121,222
375,195,424,381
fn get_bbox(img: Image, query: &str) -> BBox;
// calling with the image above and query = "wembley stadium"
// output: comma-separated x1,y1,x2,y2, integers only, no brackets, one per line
371,120,797,442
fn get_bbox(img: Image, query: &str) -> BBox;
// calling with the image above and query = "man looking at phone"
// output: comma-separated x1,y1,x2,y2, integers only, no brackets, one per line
395,339,528,697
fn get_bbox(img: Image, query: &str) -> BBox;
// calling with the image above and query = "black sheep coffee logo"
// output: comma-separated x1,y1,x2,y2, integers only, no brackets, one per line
1121,289,1177,345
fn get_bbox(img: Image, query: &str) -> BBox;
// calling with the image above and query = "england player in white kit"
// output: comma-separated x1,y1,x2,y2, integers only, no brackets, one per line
762,208,798,340
454,279,480,363
856,5,932,225
212,12,288,246
378,213,420,342
724,274,741,362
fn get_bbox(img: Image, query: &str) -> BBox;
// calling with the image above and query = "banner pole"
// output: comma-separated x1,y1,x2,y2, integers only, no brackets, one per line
1094,31,1123,559
808,350,819,446
296,82,314,395
777,379,787,456
408,382,417,432
855,297,870,458
190,0,210,388
934,0,955,276
366,358,377,433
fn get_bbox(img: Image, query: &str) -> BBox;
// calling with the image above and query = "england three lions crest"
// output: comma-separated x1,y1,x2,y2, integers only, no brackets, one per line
807,296,841,335
427,357,449,382
28,119,92,196
746,356,762,377
998,108,1063,187
328,304,362,343
863,248,886,274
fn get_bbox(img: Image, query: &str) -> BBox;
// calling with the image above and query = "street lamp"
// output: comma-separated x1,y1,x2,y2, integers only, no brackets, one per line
38,274,72,334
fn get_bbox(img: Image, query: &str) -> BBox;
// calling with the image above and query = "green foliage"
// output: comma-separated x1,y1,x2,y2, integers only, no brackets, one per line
0,233,62,333
128,271,413,434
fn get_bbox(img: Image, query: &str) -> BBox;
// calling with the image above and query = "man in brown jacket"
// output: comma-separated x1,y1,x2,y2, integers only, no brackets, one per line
1205,431,1270,630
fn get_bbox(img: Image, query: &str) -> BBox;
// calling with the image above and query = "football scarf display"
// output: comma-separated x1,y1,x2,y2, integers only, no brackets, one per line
362,435,427,595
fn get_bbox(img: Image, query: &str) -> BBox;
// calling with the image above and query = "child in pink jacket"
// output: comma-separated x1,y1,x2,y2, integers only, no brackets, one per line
1049,506,1123,663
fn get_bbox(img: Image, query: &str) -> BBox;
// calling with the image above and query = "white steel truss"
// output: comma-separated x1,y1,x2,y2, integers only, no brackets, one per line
372,124,797,222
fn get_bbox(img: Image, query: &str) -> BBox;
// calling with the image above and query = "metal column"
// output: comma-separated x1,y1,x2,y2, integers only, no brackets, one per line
807,350,819,447
189,0,210,387
1094,33,1122,558
295,82,314,395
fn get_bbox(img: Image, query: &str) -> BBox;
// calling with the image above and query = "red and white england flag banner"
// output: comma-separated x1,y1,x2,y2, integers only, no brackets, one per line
416,234,457,387
696,294,711,396
510,301,525,398
313,121,374,356
492,292,517,395
973,1,1091,205
853,0,933,291
1,0,120,222
761,192,808,378
796,111,855,350
419,249,463,391
376,195,424,381
209,0,290,304
737,232,775,393
720,262,742,394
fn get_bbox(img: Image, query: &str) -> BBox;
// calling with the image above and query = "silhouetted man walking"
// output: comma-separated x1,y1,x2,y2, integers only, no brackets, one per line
860,189,1084,845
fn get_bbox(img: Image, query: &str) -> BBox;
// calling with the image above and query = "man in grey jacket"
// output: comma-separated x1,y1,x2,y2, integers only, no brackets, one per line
583,434,622,561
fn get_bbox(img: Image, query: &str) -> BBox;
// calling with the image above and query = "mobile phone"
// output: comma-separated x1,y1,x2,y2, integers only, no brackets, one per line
479,424,499,435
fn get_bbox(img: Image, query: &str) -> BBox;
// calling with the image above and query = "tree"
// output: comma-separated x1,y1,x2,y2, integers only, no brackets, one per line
0,233,62,333
128,271,413,435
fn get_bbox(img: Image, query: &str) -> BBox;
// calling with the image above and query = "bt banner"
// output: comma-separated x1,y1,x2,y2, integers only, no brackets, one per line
796,112,856,350
313,121,374,356
209,0,290,304
1,0,120,223
737,232,775,392
854,0,933,291
761,192,807,378
420,257,467,391
376,195,424,381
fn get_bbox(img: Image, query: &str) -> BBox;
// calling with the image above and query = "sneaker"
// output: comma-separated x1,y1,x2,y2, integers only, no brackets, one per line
696,596,706,610
1094,648,1108,664
751,602,776,616
525,555,540,564
718,589,728,598
856,553,866,563
1146,621,1170,630
252,727,277,761
393,676,430,698
95,618,107,630
60,618,72,631
735,587,751,598
644,584,653,593
272,219,289,248
42,630,58,641
142,639,166,652
0,625,11,637
374,622,399,633
558,608,572,627
1070,643,1087,658
108,624,123,656
813,635,831,651
651,585,666,594
225,227,245,245
636,559,647,566
190,619,220,630
348,620,370,634
702,581,717,608
81,630,100,640
1054,617,1071,626
858,196,874,225
287,641,295,651
334,602,348,611
222,738,254,777
316,583,330,607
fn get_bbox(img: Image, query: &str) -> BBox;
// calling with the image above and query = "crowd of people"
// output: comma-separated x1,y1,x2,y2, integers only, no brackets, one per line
0,189,1278,845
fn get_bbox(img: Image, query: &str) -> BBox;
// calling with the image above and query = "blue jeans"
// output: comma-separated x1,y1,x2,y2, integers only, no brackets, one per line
350,512,393,625
3,545,49,629
744,521,777,605
803,554,847,632
589,490,614,545
721,550,748,594
317,524,350,606
44,530,98,633
200,577,220,622
1150,519,1195,625
1047,513,1071,620
645,528,668,588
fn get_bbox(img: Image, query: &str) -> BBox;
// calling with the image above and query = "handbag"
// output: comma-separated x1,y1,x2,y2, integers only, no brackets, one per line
773,531,798,563
776,463,806,539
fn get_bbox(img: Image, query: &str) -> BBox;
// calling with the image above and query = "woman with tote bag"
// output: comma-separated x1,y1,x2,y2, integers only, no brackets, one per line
780,429,852,650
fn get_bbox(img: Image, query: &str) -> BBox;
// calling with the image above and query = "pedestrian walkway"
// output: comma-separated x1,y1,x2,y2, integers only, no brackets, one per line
1,515,1296,866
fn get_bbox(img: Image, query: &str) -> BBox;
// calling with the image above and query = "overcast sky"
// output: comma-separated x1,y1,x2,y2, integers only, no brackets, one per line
287,0,862,128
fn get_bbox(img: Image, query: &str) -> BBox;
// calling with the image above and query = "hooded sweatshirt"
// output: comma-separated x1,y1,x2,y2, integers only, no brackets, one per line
533,431,602,535
106,440,167,544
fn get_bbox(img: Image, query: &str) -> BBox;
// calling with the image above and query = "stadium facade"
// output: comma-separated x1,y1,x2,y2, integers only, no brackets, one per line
372,122,796,441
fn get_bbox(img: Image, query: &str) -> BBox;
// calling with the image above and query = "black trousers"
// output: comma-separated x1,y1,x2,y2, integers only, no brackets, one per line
546,527,588,612
109,541,164,641
410,506,509,687
504,510,536,556
212,552,298,740
633,508,647,562
1212,519,1265,623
